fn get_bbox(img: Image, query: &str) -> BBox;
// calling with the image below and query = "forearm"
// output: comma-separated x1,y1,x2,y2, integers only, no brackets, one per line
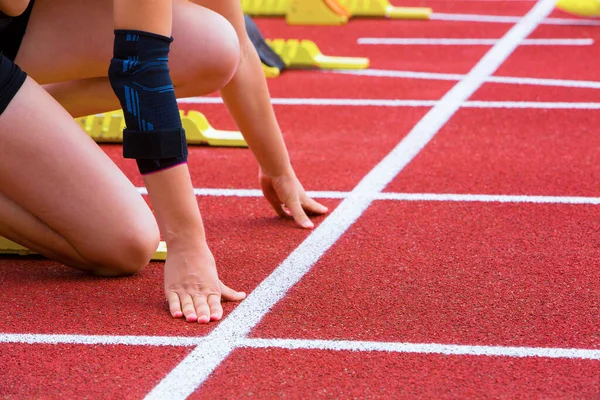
143,165,207,247
220,36,292,176
112,0,204,243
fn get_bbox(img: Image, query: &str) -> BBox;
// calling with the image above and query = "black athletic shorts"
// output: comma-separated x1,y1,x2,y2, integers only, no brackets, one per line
0,0,35,61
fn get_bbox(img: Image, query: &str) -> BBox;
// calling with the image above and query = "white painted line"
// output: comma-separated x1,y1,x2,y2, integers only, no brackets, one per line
431,12,600,26
135,187,600,205
146,2,556,398
4,333,598,361
331,68,600,90
178,97,437,107
241,338,600,360
0,333,202,347
179,97,600,109
466,101,600,109
376,192,600,204
358,38,594,46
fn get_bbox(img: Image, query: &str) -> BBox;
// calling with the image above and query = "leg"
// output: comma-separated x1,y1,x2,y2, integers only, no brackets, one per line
0,76,160,275
16,0,240,116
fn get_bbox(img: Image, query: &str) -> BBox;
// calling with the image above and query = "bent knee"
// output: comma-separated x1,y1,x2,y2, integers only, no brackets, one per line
171,7,240,96
81,217,160,277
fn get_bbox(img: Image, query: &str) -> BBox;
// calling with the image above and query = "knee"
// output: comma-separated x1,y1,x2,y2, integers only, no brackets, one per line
172,12,240,96
82,213,161,277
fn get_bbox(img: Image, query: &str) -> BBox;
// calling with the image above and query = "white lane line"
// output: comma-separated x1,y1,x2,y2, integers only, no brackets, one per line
431,12,600,26
357,38,594,46
178,98,437,107
3,334,599,361
135,187,600,205
179,97,600,109
0,333,600,360
0,333,202,347
331,68,600,89
466,101,600,109
376,193,600,204
242,338,600,360
145,1,556,398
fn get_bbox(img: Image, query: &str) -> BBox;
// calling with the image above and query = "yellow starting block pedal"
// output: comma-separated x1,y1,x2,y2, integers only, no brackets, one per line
0,236,168,261
338,0,432,19
286,0,349,25
241,0,290,16
266,38,369,70
76,110,247,148
556,0,600,16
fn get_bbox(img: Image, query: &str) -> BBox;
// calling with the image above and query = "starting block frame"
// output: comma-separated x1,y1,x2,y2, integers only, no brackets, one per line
0,237,168,261
76,110,248,148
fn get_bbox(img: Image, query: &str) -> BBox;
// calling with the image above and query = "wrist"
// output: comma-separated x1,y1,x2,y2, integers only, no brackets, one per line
259,161,294,179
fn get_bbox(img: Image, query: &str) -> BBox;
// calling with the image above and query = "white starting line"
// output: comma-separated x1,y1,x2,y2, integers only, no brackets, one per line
357,38,594,46
2,334,599,361
135,187,600,205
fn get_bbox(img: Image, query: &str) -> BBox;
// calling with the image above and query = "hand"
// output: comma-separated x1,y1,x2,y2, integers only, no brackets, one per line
259,167,329,229
164,241,246,323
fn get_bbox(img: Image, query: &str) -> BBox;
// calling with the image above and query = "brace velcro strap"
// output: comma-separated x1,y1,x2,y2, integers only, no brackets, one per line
123,128,188,160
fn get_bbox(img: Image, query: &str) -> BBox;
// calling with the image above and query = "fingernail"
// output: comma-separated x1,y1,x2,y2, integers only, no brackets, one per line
187,314,198,322
197,315,210,324
303,221,314,229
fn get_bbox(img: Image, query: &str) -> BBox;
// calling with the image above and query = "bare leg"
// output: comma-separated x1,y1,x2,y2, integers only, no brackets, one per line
0,77,160,275
16,0,240,116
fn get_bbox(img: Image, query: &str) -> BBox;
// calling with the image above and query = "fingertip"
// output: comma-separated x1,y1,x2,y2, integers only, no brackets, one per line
301,220,315,229
197,315,210,324
186,314,198,323
172,311,183,318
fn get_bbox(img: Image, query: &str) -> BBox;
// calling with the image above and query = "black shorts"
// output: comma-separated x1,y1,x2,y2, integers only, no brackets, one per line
0,0,35,61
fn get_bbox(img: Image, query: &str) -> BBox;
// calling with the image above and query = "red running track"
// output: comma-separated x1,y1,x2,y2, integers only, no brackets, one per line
1,0,599,398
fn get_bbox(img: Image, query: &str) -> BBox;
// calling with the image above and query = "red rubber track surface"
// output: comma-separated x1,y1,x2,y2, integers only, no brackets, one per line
0,197,336,336
0,344,192,399
386,109,600,196
251,201,600,348
197,348,600,399
2,0,599,398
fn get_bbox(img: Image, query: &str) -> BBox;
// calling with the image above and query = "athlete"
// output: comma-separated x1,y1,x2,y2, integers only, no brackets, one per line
0,0,328,323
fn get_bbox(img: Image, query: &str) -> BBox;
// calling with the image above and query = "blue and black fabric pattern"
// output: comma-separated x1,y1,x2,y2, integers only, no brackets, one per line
108,29,188,175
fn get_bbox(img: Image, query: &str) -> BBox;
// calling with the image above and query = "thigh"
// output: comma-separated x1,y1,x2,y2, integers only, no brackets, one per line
16,0,236,85
0,77,157,254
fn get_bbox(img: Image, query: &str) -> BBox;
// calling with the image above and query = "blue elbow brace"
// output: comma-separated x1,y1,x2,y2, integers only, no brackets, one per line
108,30,187,175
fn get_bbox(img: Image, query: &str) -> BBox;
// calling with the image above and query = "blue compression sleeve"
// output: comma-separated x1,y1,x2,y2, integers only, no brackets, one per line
108,29,188,174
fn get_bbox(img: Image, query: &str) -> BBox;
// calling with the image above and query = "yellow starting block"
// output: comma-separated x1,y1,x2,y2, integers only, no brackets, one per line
242,0,431,22
556,0,600,16
242,0,349,25
76,110,248,148
0,236,168,261
241,0,289,16
286,0,350,25
338,0,431,19
267,38,370,70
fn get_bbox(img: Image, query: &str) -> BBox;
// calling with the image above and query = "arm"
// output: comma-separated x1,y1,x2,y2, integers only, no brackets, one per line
193,0,328,228
112,0,245,323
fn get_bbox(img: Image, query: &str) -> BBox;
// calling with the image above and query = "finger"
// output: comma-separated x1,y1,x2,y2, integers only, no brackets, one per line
286,198,314,229
301,196,329,215
260,180,291,219
220,282,247,302
192,295,211,324
166,292,184,318
207,294,223,321
180,294,198,323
